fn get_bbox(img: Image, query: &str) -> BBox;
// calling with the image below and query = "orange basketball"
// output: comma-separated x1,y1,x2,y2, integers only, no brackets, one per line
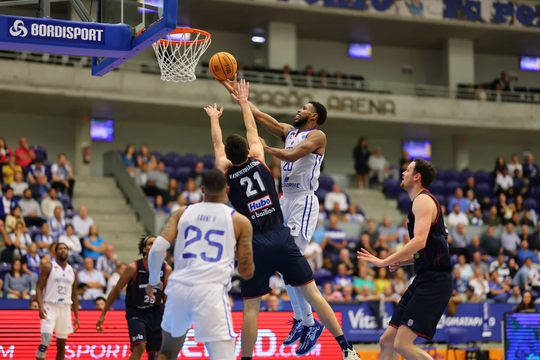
209,52,237,81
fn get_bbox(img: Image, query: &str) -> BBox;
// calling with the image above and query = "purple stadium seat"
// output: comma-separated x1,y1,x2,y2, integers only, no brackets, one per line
314,269,333,284
315,188,329,202
150,151,163,162
182,153,199,169
428,180,444,194
444,169,459,182
435,167,445,181
475,182,492,198
0,263,11,281
530,186,540,199
398,192,410,212
474,170,490,184
450,255,458,267
31,145,47,160
507,197,515,204
147,196,155,204
318,175,334,191
164,152,182,167
57,193,71,209
433,193,446,207
65,209,77,219
174,168,191,183
513,178,525,193
164,166,176,178
525,198,538,211
27,225,41,238
459,169,474,182
384,179,401,198
176,182,185,192
444,181,460,195
482,210,490,218
201,155,215,169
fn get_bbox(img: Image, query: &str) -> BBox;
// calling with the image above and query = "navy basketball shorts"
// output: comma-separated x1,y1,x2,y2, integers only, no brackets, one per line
389,270,452,340
241,225,314,299
126,306,164,353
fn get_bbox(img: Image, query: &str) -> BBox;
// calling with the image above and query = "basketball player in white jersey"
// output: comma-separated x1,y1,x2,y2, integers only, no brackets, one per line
220,75,328,347
145,169,255,360
36,242,79,360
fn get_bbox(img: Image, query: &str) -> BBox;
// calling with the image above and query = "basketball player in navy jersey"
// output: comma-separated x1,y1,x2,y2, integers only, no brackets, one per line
357,159,452,360
207,79,360,360
96,236,172,360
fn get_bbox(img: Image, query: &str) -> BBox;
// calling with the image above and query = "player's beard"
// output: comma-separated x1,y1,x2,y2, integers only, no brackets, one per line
293,115,309,128
57,253,68,262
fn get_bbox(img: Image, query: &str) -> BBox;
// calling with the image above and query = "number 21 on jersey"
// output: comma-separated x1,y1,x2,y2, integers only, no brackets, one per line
240,171,266,198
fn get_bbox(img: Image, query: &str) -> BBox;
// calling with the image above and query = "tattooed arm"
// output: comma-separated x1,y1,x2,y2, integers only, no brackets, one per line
232,212,255,280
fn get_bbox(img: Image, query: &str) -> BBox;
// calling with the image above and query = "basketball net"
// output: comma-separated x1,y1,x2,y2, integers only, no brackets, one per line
152,28,212,83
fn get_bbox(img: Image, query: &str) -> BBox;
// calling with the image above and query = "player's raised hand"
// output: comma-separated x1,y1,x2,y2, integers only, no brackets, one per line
96,315,105,333
389,262,401,272
204,103,224,118
146,281,163,301
356,248,385,267
232,79,250,104
258,137,268,151
217,74,238,96
73,318,80,332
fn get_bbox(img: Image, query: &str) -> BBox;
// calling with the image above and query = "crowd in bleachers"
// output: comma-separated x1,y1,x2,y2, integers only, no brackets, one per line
0,136,124,303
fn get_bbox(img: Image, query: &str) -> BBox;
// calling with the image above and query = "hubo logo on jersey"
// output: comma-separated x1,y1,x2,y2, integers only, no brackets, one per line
7,17,105,44
248,195,273,213
9,20,27,37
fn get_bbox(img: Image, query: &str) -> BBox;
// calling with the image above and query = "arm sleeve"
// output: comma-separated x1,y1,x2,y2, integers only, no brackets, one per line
148,236,170,285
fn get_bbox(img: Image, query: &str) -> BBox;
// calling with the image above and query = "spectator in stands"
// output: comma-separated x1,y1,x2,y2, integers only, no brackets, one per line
10,221,32,258
469,208,484,226
83,225,105,260
454,254,473,280
304,65,314,88
96,244,118,280
22,242,40,280
181,178,203,205
501,223,521,257
392,268,408,295
352,266,374,295
322,283,343,302
148,161,169,195
72,205,93,238
0,220,10,262
94,296,106,310
282,66,293,87
359,219,380,255
322,214,347,255
495,167,514,196
106,262,126,297
324,184,348,214
41,188,63,219
30,173,50,200
29,299,39,310
48,206,66,240
318,203,328,222
514,195,525,217
507,286,522,304
3,259,31,299
337,248,355,275
59,224,83,265
342,286,355,302
318,69,328,88
467,237,486,262
497,193,514,224
188,161,205,188
51,154,75,198
311,219,326,247
154,195,170,214
78,257,106,300
304,237,323,272
10,171,28,197
164,178,180,206
137,145,157,170
452,268,468,300
448,204,469,227
523,154,539,186
345,204,364,223
489,254,510,283
448,188,468,215
367,147,390,186
356,285,378,302
14,137,35,168
480,226,501,257
19,188,41,219
516,240,537,267
521,225,533,244
122,144,137,176
470,251,489,278
170,194,187,213
484,206,502,227
512,291,538,313
397,218,409,245
333,263,353,291
353,137,370,189
27,158,49,183
512,257,539,289
507,154,523,177
35,223,54,257
5,206,25,233
378,216,400,251
466,190,480,214
521,211,535,228
494,156,506,176
462,176,476,195
0,137,12,166
373,267,391,295
488,270,510,303
334,72,344,89
135,162,151,191
531,221,540,251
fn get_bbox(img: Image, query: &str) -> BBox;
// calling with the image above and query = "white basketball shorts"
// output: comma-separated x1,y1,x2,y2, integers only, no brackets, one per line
280,193,319,255
41,303,73,339
161,282,237,343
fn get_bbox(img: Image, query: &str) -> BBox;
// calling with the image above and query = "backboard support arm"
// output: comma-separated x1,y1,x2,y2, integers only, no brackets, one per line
68,0,93,22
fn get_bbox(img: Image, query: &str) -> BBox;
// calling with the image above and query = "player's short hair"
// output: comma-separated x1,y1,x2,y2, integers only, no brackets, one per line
309,101,327,126
412,158,436,188
224,134,249,165
56,242,69,252
203,168,228,194
138,235,155,256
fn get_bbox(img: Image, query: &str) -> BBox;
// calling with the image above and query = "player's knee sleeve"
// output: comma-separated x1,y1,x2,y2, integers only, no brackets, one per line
36,333,52,358
206,339,235,360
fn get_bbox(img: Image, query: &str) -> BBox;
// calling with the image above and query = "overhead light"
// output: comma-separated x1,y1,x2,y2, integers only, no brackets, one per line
251,36,266,44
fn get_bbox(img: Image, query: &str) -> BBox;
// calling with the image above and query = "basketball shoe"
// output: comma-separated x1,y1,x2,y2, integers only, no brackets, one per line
342,348,362,360
283,317,303,346
295,319,325,356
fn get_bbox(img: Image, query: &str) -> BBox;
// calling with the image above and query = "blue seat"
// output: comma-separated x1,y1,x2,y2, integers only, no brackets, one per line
65,209,77,219
459,169,474,183
474,170,490,184
164,166,176,178
433,193,446,207
398,192,410,213
318,175,334,191
525,198,538,211
182,153,199,169
57,193,71,209
428,180,444,194
164,152,182,167
445,169,460,182
475,182,491,198
314,269,333,284
174,168,191,183
385,179,402,198
150,151,163,162
444,181,460,195
315,188,329,202
201,155,215,169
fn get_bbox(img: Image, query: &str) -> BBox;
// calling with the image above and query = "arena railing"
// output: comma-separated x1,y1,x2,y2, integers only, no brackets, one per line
1,50,539,104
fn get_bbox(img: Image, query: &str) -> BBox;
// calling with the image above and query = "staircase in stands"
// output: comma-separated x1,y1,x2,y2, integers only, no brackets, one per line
72,176,145,262
345,188,405,224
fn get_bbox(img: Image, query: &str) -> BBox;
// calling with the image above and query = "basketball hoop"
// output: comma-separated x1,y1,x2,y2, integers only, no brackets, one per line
152,28,212,83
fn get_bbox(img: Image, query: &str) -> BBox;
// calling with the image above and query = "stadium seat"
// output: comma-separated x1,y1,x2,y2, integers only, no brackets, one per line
65,209,77,219
164,166,176,178
428,180,444,194
398,193,410,213
433,193,446,207
174,167,191,183
459,169,474,182
314,269,333,284
164,152,182,167
315,188,329,202
444,169,459,182
474,170,490,184
31,145,47,160
27,226,41,238
525,198,538,211
513,177,524,193
57,193,72,209
201,155,215,169
475,182,492,198
318,175,334,191
150,151,163,162
384,179,402,198
444,181,460,195
182,153,199,168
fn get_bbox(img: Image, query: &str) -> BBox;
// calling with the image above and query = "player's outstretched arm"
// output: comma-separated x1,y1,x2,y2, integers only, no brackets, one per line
36,261,51,319
204,104,232,172
232,212,255,280
262,130,326,163
71,269,79,331
218,75,293,141
234,80,265,164
96,262,137,332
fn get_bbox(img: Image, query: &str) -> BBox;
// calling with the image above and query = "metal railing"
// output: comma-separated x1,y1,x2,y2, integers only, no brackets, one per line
2,49,540,104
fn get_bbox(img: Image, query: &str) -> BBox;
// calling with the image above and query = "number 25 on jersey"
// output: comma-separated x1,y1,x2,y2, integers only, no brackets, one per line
182,226,224,262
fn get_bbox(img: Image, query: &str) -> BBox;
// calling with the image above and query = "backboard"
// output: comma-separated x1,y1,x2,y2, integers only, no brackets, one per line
0,0,177,77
